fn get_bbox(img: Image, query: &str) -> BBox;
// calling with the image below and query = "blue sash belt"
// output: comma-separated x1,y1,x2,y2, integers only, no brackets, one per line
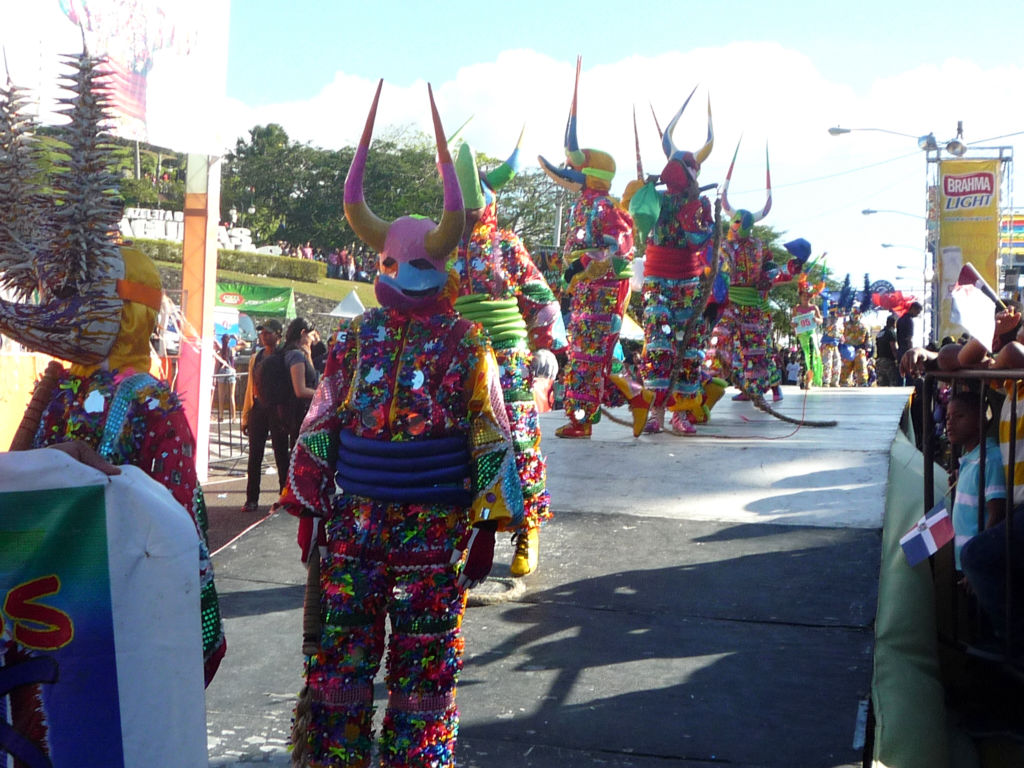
335,429,472,505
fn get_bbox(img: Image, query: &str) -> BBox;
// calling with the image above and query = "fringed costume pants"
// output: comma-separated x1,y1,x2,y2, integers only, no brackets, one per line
562,276,636,424
713,304,774,396
297,500,468,767
841,350,869,387
797,331,823,387
821,344,841,387
640,276,707,409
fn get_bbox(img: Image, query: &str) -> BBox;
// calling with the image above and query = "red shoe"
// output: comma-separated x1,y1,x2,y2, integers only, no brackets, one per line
555,422,592,439
732,392,750,401
772,386,784,402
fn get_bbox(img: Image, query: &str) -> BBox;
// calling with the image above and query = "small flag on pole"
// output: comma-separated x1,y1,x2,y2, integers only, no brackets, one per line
900,501,954,567
950,263,1004,351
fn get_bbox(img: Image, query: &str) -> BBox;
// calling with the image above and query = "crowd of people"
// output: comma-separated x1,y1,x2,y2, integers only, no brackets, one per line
275,240,380,282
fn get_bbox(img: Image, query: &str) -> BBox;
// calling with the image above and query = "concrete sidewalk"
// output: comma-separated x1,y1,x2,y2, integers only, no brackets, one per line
204,385,909,766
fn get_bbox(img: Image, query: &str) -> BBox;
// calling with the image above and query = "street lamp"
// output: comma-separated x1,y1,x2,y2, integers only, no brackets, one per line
863,209,926,220
828,126,920,139
829,123,968,156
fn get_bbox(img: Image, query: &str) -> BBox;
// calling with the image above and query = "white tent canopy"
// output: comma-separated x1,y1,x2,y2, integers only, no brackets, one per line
325,290,366,318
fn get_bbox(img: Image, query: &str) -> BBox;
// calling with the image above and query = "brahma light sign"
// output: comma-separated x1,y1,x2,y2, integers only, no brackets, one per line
937,159,1002,340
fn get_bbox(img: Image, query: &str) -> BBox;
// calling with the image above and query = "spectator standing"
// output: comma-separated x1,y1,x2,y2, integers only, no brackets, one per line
240,319,290,513
785,358,802,386
897,302,923,383
875,315,900,386
326,248,341,279
214,333,237,421
281,317,320,446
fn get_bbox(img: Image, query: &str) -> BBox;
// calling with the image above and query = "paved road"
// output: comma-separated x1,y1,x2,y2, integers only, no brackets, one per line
204,385,909,766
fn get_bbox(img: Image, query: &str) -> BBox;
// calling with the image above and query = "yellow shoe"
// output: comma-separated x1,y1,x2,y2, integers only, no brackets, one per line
628,389,655,438
703,377,727,412
510,528,539,577
609,375,653,438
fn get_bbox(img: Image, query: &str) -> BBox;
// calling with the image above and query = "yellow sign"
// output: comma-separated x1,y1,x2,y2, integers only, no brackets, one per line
937,159,1001,340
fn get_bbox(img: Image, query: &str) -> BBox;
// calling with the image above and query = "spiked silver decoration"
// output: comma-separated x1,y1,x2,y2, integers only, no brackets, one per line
0,50,127,364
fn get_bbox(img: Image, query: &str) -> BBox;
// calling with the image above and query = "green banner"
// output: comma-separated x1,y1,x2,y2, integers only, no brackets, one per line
215,282,296,318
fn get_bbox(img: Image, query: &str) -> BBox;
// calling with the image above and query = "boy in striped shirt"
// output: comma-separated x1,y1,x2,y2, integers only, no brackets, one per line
945,390,1006,570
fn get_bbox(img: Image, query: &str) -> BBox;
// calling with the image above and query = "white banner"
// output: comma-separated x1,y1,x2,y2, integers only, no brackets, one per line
0,0,230,153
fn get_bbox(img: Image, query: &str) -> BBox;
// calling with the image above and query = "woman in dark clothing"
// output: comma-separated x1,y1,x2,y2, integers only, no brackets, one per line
282,317,320,445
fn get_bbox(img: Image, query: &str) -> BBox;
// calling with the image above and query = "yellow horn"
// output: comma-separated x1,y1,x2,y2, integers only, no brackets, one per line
344,79,391,253
695,97,714,166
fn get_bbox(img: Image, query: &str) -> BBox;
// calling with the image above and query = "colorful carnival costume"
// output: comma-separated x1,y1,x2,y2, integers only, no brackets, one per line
820,308,843,387
280,82,522,768
0,54,225,685
792,268,824,388
452,137,561,577
628,91,728,435
840,309,870,386
539,57,648,439
708,145,806,402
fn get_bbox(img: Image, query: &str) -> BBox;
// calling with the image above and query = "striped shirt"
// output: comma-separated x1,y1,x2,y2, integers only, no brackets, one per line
952,436,1006,569
998,381,1024,506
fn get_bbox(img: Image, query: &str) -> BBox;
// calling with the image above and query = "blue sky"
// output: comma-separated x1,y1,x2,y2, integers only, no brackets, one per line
226,1,1015,104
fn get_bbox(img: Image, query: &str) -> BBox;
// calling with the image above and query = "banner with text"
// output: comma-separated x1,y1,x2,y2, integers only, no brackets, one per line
938,158,1001,340
0,451,207,767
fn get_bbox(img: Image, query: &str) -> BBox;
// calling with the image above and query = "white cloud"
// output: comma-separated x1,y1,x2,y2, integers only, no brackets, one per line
219,43,1024,290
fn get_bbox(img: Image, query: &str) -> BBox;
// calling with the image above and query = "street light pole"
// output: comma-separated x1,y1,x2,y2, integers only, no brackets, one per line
832,123,982,344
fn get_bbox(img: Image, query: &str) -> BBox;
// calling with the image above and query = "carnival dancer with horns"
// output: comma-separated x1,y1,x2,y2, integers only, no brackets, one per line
627,90,727,435
452,132,562,577
279,81,522,768
541,57,650,439
0,51,225,686
708,143,808,404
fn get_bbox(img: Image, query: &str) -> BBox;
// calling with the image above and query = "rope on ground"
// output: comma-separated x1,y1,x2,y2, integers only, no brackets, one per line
466,576,527,606
599,383,838,441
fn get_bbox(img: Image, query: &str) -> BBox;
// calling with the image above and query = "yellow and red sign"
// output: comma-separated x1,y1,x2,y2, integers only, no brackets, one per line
937,159,1002,340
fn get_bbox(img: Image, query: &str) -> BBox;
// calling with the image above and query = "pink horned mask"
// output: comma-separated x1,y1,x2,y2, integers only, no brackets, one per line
344,80,465,312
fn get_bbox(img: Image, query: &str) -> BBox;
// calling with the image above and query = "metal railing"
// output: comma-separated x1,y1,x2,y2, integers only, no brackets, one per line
209,367,248,473
921,369,1021,665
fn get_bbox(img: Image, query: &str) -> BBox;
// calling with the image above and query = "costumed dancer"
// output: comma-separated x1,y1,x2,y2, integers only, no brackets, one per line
840,307,870,386
791,253,824,388
819,301,843,387
280,81,523,768
452,133,561,578
0,52,225,685
709,143,808,404
626,92,726,435
540,57,649,439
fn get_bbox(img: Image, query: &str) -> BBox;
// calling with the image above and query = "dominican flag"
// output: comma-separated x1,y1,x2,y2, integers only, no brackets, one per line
900,501,955,567
950,263,1001,351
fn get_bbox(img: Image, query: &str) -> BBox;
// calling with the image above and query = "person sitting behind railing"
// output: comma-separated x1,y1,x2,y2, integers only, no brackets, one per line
900,306,1024,657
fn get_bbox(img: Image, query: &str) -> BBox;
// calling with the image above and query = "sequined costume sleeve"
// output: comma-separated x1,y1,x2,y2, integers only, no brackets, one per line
32,368,226,685
460,321,523,526
506,234,560,351
566,191,636,279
